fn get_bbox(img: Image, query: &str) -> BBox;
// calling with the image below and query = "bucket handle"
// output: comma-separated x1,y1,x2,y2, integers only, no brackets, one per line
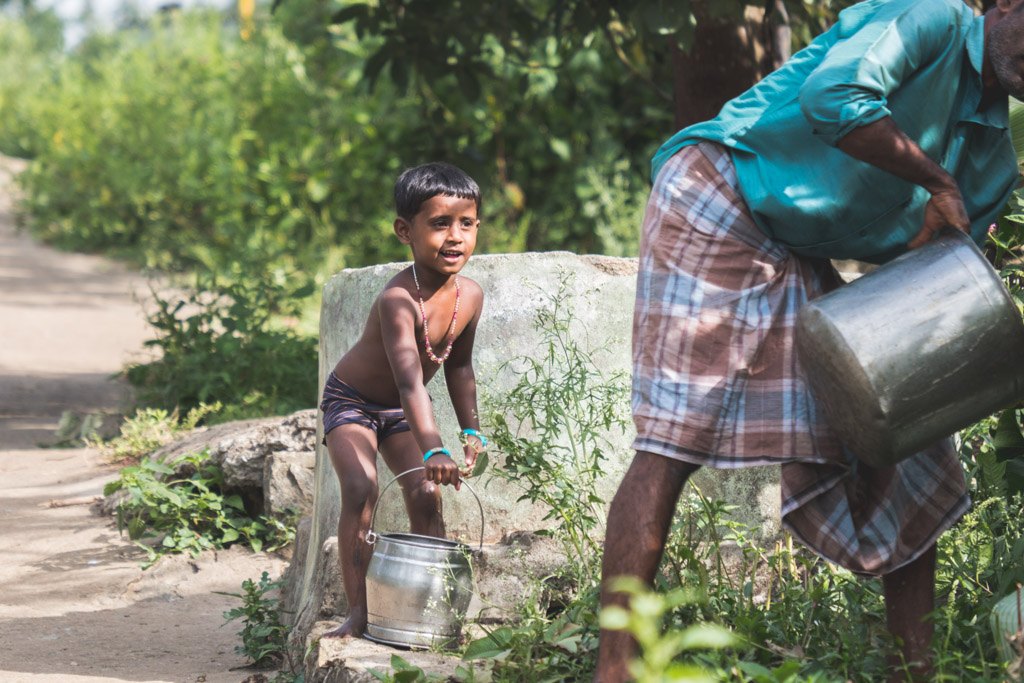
365,466,485,551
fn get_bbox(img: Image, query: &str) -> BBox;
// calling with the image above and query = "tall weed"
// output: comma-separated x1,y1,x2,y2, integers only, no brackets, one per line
218,572,294,670
484,275,629,587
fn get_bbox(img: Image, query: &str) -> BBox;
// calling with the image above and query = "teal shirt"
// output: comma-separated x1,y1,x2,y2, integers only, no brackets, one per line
652,0,1019,263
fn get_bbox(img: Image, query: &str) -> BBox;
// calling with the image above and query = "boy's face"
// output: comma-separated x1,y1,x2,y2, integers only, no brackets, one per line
395,194,479,275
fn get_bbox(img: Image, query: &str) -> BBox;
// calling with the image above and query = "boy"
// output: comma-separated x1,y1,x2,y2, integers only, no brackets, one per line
320,162,487,638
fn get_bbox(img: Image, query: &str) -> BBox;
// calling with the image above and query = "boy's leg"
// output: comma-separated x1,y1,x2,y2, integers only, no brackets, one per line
379,430,445,538
323,423,380,638
882,543,937,682
594,451,699,683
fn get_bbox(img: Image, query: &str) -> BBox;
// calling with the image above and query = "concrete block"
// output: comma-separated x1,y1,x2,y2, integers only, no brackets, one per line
304,622,470,683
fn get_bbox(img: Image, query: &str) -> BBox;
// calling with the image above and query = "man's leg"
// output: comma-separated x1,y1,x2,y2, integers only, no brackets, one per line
594,451,699,683
882,543,937,681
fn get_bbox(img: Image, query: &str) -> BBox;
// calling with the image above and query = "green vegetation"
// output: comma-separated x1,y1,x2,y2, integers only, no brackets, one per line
104,451,295,567
485,276,629,584
2,1,1024,679
125,275,317,419
600,577,737,683
90,403,221,463
218,572,296,672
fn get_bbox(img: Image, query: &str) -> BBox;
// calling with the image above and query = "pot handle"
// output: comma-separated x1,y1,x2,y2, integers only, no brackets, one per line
365,466,485,551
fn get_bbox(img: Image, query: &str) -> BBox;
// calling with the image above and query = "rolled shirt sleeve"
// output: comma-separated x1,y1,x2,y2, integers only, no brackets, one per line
798,0,959,146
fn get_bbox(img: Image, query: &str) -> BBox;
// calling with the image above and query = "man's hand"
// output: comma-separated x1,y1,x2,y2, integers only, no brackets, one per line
424,453,462,490
908,185,970,249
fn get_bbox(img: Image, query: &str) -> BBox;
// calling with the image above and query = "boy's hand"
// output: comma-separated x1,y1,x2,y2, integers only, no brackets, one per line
461,435,488,477
424,453,462,490
462,443,479,471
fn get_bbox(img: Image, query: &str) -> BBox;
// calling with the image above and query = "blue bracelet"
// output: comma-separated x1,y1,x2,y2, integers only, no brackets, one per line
423,447,451,462
461,428,488,448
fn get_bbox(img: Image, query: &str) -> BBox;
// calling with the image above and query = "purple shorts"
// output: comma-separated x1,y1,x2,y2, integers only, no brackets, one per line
320,372,411,444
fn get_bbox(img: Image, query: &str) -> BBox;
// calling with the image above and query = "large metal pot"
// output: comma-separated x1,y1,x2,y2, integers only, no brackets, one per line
364,467,483,649
796,229,1024,468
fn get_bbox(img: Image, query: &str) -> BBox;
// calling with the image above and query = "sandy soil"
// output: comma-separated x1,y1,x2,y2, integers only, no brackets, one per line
0,156,287,683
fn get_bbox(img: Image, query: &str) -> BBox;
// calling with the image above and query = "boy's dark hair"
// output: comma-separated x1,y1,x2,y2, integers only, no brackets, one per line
394,162,481,220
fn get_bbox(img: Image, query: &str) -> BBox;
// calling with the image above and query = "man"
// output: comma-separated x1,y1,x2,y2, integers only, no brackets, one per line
595,0,1024,681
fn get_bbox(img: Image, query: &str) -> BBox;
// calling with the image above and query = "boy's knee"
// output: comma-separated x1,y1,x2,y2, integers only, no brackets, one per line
406,479,442,513
340,477,378,509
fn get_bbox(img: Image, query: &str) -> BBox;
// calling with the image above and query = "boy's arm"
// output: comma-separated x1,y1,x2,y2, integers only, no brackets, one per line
443,282,484,471
378,288,462,489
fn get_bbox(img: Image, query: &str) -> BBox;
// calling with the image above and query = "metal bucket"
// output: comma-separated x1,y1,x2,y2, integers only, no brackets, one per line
796,229,1024,468
364,467,484,649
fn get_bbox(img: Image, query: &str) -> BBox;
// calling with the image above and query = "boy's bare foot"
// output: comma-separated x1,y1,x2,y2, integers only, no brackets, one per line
322,611,368,639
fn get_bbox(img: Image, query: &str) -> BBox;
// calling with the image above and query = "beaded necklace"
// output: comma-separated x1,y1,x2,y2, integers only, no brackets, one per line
411,264,460,364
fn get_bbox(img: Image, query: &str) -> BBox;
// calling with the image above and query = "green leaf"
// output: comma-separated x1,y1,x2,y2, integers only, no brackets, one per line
598,606,630,630
462,627,514,660
675,623,737,650
1009,97,1024,160
127,518,147,540
471,450,489,478
224,494,246,510
306,177,329,203
142,459,175,475
549,137,572,161
736,661,774,680
771,659,803,679
1005,458,1024,496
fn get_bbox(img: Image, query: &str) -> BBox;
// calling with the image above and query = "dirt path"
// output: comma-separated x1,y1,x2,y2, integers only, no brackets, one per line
0,156,285,683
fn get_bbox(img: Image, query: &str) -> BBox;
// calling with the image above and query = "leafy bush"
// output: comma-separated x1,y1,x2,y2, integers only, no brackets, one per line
14,11,379,273
104,452,295,567
0,11,62,157
6,5,653,277
125,274,317,419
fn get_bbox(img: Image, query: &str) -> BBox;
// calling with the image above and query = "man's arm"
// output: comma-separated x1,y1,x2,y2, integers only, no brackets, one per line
378,289,461,488
837,117,970,248
797,0,971,247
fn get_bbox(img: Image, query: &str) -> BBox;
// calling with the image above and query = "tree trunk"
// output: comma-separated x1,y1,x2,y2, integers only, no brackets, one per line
671,3,791,130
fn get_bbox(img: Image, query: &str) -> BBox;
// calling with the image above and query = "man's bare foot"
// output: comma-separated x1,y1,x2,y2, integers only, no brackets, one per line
322,611,367,639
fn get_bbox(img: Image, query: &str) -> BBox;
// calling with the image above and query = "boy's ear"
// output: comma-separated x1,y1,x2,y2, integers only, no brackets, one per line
394,217,412,245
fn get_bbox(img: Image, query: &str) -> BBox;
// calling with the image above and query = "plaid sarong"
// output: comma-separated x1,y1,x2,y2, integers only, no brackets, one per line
632,142,970,576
